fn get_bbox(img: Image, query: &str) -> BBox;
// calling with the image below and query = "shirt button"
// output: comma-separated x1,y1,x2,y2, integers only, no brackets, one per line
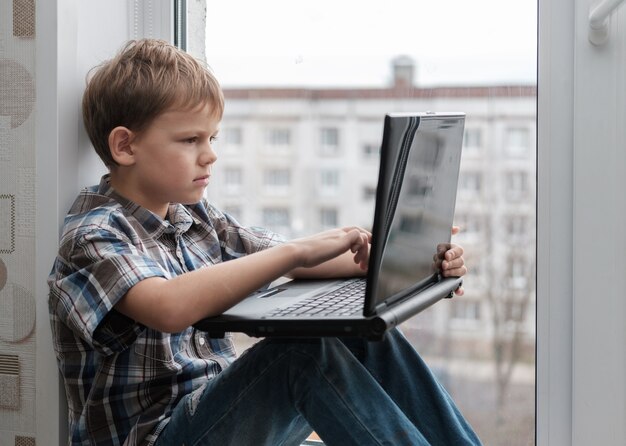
198,337,206,346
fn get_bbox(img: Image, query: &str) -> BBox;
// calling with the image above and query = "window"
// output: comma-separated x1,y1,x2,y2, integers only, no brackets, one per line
195,1,537,443
505,127,530,157
451,300,482,322
263,168,291,195
463,127,482,154
506,215,528,238
362,143,379,160
318,169,340,195
319,127,340,156
265,128,291,147
455,213,484,241
223,167,242,194
362,185,377,201
507,256,528,289
319,207,338,228
459,172,482,196
505,171,529,199
262,207,290,229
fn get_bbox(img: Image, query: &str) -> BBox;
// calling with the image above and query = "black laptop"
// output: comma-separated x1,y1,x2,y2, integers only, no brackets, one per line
194,112,466,340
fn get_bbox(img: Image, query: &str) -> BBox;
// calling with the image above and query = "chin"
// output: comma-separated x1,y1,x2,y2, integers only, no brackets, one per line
181,194,205,205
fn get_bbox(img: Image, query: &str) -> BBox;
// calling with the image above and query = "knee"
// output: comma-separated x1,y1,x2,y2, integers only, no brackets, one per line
269,337,355,370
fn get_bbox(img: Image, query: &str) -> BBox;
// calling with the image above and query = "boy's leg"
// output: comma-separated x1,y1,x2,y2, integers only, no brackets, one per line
155,336,429,446
340,328,482,445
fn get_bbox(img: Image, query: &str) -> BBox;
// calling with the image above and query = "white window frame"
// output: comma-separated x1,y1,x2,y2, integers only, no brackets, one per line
538,0,626,445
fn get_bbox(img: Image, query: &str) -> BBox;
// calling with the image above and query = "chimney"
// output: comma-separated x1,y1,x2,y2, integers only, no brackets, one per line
392,55,416,88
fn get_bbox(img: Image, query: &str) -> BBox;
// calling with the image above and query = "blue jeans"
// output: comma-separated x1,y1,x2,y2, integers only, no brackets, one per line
155,329,481,446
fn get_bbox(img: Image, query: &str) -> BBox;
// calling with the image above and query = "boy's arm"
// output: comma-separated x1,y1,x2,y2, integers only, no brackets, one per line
115,227,370,333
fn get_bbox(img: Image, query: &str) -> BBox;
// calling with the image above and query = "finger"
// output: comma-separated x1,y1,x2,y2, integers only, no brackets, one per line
442,257,465,271
451,225,461,236
343,226,372,239
434,244,447,259
355,233,370,264
354,250,369,270
442,265,467,278
348,230,367,255
444,245,464,261
454,286,465,296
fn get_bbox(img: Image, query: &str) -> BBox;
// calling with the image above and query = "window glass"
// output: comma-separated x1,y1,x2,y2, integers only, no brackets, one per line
262,207,290,231
319,127,340,156
319,207,339,228
222,167,242,194
265,128,291,147
361,143,380,160
505,127,530,157
192,1,537,443
263,168,291,194
318,169,340,195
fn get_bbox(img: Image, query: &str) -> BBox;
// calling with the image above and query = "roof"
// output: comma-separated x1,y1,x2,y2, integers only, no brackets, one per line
223,85,537,100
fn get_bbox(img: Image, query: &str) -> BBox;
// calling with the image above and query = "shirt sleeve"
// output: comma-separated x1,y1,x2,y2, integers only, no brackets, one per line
49,223,169,355
199,200,287,260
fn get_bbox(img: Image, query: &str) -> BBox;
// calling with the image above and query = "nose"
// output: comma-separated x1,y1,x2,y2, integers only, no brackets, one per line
199,140,218,166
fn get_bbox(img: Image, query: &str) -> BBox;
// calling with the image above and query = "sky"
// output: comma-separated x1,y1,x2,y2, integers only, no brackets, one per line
204,0,537,88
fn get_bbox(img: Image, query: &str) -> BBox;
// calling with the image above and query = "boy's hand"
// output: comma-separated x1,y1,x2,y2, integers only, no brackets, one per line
289,226,372,270
434,226,467,296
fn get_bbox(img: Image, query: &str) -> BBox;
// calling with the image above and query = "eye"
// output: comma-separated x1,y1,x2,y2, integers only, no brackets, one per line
184,137,198,144
210,135,219,144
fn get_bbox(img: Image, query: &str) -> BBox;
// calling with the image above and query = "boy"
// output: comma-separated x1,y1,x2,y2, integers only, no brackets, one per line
48,39,480,446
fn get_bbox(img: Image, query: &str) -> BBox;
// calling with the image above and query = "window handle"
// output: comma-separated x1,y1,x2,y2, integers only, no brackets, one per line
589,0,625,45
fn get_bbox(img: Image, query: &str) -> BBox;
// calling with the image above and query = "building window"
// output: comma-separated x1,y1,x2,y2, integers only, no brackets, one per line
362,143,380,160
463,128,482,154
319,127,340,156
505,171,529,199
451,300,482,322
505,127,530,157
507,256,528,289
318,169,340,195
265,128,291,147
262,207,291,229
507,215,528,238
459,172,482,196
263,168,291,194
362,185,377,200
319,207,338,228
223,167,242,194
455,213,484,241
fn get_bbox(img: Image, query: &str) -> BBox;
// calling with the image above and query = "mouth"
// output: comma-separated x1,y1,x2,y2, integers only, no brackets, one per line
193,175,211,186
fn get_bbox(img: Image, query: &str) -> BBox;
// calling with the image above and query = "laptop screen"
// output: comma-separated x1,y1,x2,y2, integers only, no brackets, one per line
367,113,465,310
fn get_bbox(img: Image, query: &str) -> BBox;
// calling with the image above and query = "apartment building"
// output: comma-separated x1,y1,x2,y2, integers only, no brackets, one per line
206,59,537,360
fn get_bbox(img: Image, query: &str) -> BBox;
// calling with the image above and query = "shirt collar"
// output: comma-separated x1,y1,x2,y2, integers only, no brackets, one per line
93,174,195,237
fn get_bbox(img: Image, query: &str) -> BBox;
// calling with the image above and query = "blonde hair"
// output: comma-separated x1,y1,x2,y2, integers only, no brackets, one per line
82,39,224,167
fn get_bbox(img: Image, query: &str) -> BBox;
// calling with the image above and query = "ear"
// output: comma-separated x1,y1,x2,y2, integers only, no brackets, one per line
108,126,136,166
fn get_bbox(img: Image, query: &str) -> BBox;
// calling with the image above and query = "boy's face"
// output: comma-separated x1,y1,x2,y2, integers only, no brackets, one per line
120,103,220,218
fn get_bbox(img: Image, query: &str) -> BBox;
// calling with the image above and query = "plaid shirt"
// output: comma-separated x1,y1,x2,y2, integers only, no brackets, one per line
48,175,284,446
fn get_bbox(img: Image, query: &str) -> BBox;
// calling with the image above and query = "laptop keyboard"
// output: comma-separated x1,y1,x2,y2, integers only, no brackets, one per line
268,279,366,317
